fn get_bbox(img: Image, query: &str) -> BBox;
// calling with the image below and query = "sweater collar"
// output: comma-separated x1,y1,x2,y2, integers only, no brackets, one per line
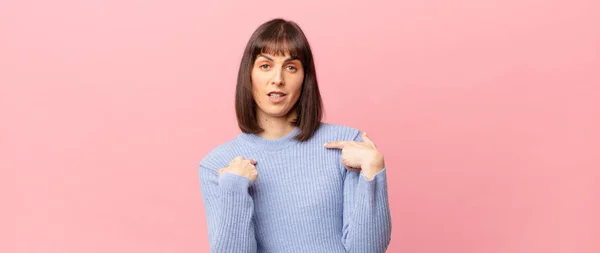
236,127,301,151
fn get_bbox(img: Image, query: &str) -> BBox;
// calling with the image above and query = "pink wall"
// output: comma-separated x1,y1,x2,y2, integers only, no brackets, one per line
2,0,599,252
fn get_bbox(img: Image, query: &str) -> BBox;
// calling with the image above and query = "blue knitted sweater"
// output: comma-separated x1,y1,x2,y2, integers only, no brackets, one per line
198,123,391,252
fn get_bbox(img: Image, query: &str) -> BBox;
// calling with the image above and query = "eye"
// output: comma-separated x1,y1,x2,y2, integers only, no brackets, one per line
260,64,271,70
286,65,297,72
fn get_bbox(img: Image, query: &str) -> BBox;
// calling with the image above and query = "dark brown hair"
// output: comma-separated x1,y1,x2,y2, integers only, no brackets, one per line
235,18,323,142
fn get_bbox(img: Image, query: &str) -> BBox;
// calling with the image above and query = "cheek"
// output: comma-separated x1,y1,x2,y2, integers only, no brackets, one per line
252,88,263,104
289,74,304,95
251,73,264,99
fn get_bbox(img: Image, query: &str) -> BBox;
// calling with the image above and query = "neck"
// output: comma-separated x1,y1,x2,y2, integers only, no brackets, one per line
257,112,297,140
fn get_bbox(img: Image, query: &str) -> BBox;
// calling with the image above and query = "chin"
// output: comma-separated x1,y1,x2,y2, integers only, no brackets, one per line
267,112,290,118
263,108,292,118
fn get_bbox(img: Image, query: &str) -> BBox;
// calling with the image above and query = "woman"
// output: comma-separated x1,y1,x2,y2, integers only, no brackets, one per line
199,18,391,253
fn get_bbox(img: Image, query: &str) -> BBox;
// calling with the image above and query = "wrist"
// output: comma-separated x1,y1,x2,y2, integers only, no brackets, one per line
362,164,384,180
362,153,384,172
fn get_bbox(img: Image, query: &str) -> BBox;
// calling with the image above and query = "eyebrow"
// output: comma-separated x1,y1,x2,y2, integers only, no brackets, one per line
258,54,299,63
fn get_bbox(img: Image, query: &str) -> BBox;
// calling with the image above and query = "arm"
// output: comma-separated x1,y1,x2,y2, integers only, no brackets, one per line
199,161,257,253
341,135,392,253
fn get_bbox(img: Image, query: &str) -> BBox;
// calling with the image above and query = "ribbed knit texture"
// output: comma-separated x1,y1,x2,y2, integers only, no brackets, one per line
198,123,392,253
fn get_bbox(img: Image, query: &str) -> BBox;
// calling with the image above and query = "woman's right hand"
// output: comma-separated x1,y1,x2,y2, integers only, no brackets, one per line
218,156,258,183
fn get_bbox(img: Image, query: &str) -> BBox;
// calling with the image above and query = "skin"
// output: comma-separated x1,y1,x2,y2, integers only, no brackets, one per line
219,52,385,182
251,52,304,140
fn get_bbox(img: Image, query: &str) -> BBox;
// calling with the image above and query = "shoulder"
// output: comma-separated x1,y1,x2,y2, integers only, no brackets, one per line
315,122,363,142
198,138,240,172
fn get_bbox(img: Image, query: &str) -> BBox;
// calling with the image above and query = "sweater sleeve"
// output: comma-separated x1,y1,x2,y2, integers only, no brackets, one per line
199,161,257,253
341,134,392,252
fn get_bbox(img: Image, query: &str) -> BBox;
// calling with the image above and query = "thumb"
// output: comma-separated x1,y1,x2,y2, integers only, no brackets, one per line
361,132,376,147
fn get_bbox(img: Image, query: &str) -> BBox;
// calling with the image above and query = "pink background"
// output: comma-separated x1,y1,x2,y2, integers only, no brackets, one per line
2,0,599,252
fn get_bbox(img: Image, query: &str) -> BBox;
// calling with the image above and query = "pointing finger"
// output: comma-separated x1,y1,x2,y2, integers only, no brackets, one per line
324,141,349,149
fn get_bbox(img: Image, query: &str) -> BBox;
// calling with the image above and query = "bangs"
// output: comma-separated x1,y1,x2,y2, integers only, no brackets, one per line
252,23,306,61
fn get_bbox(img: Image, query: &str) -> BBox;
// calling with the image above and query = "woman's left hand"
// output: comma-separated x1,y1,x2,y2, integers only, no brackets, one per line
324,132,385,180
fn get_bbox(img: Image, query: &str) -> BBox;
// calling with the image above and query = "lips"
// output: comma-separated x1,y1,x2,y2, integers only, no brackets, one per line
267,91,286,96
267,91,286,103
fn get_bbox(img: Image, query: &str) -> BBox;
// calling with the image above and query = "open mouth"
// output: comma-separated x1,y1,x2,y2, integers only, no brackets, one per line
267,91,287,102
268,91,286,97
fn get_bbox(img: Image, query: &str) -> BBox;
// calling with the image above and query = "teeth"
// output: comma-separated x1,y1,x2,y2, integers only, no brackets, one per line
269,94,283,98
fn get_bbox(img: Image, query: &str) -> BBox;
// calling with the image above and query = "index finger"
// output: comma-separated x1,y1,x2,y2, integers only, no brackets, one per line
324,141,350,149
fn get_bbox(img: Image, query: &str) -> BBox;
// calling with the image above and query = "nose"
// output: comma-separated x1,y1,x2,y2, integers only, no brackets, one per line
270,68,284,86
